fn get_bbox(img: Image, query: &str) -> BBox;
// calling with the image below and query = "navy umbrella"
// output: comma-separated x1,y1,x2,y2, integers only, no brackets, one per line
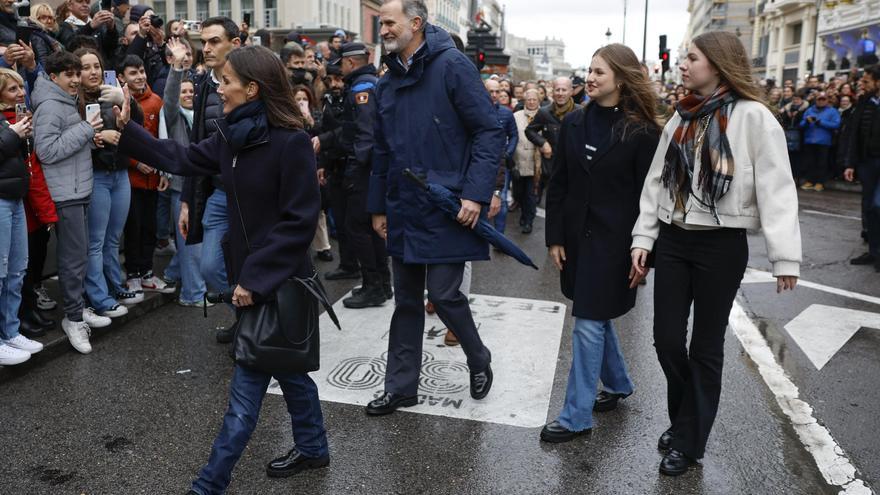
403,169,538,270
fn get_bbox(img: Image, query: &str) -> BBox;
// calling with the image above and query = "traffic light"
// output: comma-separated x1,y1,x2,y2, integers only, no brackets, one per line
659,35,667,60
661,50,670,73
476,50,486,70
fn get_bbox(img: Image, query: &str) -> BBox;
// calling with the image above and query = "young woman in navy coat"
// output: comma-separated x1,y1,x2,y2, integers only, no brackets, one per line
116,46,330,494
542,44,661,443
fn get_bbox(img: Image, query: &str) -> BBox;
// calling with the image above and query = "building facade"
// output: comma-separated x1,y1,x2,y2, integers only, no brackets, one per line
426,0,470,39
526,37,570,80
684,0,754,56
144,0,359,32
815,0,880,75
505,32,535,81
750,0,819,85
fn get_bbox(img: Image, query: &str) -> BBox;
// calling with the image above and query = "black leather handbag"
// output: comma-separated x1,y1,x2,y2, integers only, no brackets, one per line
227,172,340,375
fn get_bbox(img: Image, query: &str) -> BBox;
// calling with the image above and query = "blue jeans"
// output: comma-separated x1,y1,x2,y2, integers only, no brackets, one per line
156,188,173,241
85,169,130,311
191,365,329,495
557,318,635,432
201,190,229,292
0,199,27,340
493,168,509,233
168,190,206,304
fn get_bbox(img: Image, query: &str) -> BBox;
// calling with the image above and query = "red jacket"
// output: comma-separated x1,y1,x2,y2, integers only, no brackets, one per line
128,85,164,190
3,110,58,232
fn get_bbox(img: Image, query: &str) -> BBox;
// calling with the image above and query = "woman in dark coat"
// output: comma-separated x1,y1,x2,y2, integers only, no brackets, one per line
541,44,661,443
116,45,329,494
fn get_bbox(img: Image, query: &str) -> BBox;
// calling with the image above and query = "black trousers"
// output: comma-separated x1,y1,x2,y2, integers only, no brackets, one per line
653,223,748,459
384,259,491,396
858,158,880,257
327,179,359,271
344,188,387,274
124,188,158,277
20,227,50,312
801,143,832,184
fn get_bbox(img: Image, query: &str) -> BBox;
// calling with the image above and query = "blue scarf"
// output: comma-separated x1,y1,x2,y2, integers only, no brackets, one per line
223,100,269,154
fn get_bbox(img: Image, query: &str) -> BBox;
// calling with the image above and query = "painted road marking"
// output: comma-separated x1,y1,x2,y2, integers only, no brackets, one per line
802,209,861,221
784,304,880,370
729,302,872,494
742,268,880,306
269,293,567,428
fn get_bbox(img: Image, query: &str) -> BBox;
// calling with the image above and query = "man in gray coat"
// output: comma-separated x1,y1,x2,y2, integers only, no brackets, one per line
33,52,108,354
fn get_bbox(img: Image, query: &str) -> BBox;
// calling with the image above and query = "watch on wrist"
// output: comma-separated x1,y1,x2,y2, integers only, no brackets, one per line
492,190,501,198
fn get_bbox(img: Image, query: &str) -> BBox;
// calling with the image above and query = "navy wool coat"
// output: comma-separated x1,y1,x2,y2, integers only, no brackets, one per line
545,105,660,320
118,120,320,299
367,24,505,264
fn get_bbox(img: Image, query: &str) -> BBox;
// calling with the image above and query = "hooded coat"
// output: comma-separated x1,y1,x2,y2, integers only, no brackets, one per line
366,24,505,263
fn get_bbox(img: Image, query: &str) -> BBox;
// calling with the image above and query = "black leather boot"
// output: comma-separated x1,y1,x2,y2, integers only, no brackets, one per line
343,273,386,309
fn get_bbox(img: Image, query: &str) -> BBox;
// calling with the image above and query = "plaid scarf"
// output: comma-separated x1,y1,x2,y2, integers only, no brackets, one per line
661,85,737,223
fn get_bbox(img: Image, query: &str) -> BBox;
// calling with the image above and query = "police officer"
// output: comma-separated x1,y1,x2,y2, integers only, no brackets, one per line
317,61,361,281
314,43,390,308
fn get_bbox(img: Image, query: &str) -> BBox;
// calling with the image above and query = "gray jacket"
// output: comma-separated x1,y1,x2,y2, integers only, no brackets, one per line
160,68,192,192
33,73,96,203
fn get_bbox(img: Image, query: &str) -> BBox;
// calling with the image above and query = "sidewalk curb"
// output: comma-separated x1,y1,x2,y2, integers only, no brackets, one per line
825,180,861,194
0,292,176,384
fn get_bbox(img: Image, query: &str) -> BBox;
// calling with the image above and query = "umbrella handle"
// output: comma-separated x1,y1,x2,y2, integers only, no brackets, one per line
402,168,429,190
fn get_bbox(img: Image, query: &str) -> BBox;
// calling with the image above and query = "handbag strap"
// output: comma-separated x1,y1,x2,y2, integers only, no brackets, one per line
229,154,342,330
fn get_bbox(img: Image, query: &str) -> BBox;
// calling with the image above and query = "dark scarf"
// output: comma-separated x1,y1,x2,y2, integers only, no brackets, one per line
660,85,737,223
0,12,17,32
224,100,269,154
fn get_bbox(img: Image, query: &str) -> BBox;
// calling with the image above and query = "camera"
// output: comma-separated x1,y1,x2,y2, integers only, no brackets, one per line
150,15,164,29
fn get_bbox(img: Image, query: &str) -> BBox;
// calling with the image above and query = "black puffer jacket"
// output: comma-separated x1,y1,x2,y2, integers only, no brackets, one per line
0,115,28,200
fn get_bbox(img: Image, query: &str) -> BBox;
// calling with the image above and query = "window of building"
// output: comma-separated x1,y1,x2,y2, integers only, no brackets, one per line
196,0,209,21
174,0,187,19
790,22,802,45
219,0,231,18
152,0,167,19
242,0,254,26
265,0,278,27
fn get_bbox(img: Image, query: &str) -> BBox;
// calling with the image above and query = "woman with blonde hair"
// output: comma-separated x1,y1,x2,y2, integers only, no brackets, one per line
630,31,801,475
0,68,45,364
541,44,661,443
31,3,59,34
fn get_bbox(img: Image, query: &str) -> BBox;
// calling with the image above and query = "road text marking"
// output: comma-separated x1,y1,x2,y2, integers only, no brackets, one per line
269,293,566,427
784,304,880,370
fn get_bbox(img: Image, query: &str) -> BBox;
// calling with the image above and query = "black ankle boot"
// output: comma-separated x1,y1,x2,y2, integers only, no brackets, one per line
343,273,386,309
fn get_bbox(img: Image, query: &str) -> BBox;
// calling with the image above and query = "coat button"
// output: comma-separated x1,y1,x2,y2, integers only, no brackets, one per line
585,230,592,238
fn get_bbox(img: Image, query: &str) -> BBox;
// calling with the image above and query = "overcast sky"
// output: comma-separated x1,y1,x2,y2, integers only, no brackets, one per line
502,0,690,70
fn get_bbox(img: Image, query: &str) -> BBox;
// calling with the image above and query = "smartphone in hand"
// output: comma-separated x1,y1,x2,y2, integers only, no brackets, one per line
86,103,101,123
103,70,118,87
15,103,27,123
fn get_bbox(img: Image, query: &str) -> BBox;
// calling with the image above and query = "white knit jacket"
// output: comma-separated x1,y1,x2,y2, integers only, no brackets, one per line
631,99,802,277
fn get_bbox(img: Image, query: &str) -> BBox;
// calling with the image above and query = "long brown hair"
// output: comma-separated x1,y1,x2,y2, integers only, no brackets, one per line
591,43,661,136
692,31,766,104
225,46,304,130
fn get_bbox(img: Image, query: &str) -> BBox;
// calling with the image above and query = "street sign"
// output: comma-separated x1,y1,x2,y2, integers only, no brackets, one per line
784,304,880,370
268,292,567,427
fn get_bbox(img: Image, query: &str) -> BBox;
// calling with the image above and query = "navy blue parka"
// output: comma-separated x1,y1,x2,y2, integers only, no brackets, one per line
366,24,505,264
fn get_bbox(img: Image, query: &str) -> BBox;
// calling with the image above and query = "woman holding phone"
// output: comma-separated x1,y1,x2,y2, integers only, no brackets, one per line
115,45,330,494
630,31,801,475
74,47,144,318
0,67,45,364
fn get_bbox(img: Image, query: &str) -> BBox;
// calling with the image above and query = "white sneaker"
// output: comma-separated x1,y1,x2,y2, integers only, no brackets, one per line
0,343,31,365
141,272,175,294
126,277,144,294
98,304,129,318
154,239,177,256
83,308,112,328
61,318,92,354
4,334,44,353
34,285,57,311
116,289,144,305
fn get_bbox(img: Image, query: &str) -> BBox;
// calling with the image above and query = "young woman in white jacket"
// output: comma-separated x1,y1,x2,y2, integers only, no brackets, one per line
629,31,801,476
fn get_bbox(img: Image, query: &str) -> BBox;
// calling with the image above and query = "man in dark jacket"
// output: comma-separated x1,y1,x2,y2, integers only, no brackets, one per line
843,64,880,271
525,76,578,200
180,17,240,342
365,0,504,416
57,0,118,62
126,5,168,92
315,43,389,309
484,78,517,234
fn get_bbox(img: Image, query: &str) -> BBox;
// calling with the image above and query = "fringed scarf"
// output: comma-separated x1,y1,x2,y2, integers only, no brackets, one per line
660,85,737,223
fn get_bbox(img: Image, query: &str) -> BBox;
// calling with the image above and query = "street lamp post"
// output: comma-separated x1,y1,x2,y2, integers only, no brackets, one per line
606,27,612,45
623,0,628,45
642,0,648,62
